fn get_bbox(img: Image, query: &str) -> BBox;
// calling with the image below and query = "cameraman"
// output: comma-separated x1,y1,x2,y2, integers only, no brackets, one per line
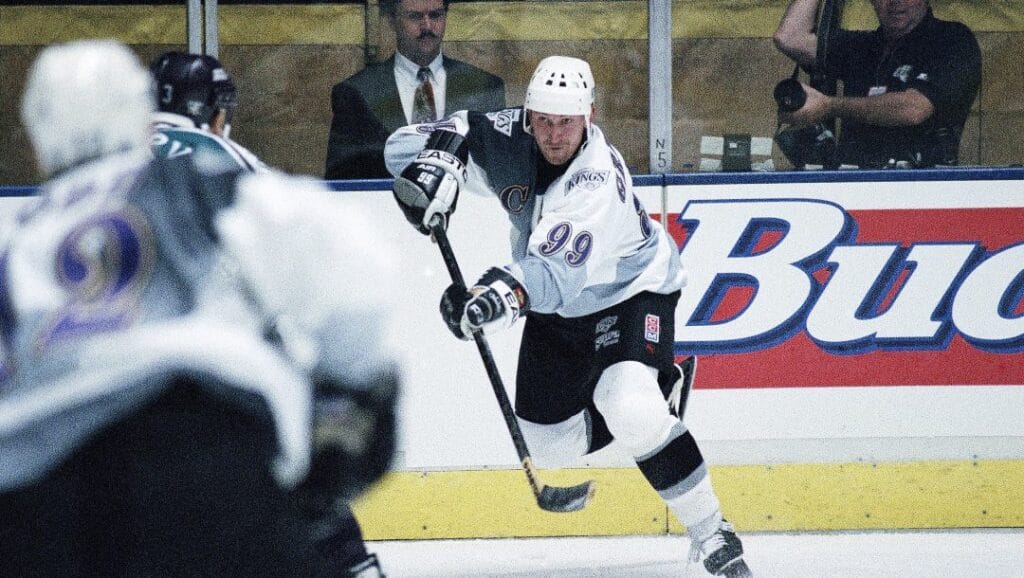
773,0,980,168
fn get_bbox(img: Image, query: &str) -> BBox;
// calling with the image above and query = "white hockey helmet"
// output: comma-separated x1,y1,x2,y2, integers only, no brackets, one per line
21,39,154,177
524,55,595,117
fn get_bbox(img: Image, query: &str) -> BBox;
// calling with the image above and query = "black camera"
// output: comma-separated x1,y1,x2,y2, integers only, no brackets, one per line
773,75,837,168
774,78,807,113
775,123,837,169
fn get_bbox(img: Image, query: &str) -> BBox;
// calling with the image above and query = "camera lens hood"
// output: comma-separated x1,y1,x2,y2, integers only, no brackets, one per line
774,78,807,113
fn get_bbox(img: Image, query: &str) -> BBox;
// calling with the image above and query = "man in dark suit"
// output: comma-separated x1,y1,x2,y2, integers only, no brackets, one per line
326,0,506,179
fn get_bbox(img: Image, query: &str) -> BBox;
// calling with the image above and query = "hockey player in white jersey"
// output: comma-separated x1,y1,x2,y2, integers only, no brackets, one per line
148,49,385,578
386,55,752,577
0,39,398,575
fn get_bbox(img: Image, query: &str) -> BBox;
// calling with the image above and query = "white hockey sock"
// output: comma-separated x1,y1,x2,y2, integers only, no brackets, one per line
665,474,723,541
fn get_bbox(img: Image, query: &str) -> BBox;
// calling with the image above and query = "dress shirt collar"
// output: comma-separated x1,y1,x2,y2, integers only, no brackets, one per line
395,51,443,82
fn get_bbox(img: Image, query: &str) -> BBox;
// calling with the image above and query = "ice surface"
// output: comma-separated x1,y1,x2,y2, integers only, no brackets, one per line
367,529,1024,577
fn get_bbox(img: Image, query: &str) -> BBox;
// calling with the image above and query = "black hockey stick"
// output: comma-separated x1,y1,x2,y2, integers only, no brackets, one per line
429,220,595,513
670,355,697,421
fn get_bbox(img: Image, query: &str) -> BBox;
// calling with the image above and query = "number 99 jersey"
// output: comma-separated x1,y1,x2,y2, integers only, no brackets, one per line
385,108,686,318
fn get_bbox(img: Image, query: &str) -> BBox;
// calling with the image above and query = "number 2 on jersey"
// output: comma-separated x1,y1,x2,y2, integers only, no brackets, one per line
44,210,154,347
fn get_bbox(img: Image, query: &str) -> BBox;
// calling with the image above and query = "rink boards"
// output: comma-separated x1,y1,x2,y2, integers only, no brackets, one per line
342,170,1024,539
3,168,1023,537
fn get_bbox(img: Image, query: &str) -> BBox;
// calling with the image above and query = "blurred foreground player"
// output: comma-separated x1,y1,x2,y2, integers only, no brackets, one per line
386,55,752,577
149,49,384,576
0,40,398,576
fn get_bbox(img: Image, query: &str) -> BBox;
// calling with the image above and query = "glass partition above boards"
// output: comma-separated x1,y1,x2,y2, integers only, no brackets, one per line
1,1,1021,185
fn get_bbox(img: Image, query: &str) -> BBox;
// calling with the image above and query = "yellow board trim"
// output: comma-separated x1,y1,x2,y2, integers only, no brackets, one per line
450,2,648,41
219,5,364,46
351,460,1024,540
2,2,1021,46
0,5,363,46
0,6,186,45
673,0,1024,37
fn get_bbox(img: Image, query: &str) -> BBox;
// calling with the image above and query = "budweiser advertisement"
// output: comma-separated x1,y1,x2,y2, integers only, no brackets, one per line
662,174,1024,390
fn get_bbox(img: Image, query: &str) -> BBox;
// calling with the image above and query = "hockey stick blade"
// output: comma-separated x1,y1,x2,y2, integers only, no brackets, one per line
538,480,596,513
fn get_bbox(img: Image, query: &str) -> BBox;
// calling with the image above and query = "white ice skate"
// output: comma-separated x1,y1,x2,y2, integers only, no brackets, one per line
689,519,752,577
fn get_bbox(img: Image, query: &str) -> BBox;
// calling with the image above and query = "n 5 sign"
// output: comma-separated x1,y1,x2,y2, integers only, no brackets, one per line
663,181,1024,389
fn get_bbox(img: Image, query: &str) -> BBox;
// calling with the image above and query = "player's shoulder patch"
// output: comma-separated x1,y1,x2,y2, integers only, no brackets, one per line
565,167,610,195
485,108,521,137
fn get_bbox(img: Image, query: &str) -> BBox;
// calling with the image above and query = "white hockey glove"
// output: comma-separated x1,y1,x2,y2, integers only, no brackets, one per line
217,173,402,504
439,267,530,340
392,129,468,235
216,172,398,376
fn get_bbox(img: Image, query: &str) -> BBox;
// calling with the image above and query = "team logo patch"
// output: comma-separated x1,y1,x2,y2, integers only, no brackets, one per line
565,168,609,195
486,108,521,137
595,315,620,351
893,65,913,83
645,314,660,343
415,120,458,134
596,315,618,334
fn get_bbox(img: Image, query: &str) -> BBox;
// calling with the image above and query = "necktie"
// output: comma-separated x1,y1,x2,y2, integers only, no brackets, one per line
412,67,437,124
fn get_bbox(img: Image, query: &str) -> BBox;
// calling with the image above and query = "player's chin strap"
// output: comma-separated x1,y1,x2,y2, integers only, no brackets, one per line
428,217,595,513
